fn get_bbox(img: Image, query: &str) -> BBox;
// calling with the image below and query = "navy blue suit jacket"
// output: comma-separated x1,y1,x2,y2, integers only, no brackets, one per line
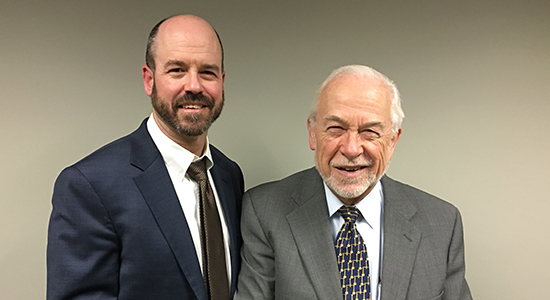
47,119,244,300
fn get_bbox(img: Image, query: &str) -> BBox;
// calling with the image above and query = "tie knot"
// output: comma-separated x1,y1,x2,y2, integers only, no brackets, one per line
187,159,208,182
337,206,360,223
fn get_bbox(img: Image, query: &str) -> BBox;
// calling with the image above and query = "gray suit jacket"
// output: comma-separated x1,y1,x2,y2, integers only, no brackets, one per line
235,168,472,300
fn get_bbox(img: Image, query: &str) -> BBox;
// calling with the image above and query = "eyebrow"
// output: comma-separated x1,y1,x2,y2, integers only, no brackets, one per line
164,60,187,69
323,115,384,129
202,63,221,72
163,60,221,72
324,115,348,125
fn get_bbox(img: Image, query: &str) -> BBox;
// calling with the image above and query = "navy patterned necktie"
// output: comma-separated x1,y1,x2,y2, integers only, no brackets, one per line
335,206,371,300
187,159,229,300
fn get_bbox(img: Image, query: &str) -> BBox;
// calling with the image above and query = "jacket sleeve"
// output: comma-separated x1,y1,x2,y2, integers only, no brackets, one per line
444,209,473,300
233,192,275,300
47,166,119,300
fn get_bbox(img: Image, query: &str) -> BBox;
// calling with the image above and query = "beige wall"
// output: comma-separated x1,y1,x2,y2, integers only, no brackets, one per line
2,1,549,298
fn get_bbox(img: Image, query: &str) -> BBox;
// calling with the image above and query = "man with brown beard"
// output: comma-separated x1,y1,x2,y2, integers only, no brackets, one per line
47,15,244,300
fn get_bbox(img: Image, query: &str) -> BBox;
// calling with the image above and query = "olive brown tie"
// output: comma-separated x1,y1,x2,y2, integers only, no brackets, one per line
187,159,229,300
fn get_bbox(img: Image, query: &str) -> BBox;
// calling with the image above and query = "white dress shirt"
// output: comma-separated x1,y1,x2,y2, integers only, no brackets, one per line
326,181,384,300
147,115,231,286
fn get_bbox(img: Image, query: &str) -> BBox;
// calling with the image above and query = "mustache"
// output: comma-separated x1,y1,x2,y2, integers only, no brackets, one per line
173,93,215,110
330,157,373,167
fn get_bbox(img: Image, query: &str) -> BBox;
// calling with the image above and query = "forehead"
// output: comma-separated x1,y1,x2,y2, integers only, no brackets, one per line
155,17,222,63
317,74,392,122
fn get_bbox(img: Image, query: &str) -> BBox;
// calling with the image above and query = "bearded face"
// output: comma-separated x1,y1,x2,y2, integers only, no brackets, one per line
308,74,401,204
151,83,224,137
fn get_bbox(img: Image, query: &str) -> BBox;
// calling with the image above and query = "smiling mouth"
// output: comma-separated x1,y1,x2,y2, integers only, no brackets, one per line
180,104,207,109
335,166,366,172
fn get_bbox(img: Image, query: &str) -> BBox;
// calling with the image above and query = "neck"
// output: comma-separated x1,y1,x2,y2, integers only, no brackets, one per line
173,134,207,157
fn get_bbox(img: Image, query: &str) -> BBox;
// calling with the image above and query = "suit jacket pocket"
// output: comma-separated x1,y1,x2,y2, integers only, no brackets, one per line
427,290,444,300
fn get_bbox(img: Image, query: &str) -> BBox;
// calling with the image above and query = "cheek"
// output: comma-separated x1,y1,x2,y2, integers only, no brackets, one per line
314,137,338,166
154,80,177,98
366,142,386,162
204,82,224,99
315,150,332,177
318,137,340,158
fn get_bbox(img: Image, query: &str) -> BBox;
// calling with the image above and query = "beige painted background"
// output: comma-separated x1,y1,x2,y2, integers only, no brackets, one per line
1,0,549,299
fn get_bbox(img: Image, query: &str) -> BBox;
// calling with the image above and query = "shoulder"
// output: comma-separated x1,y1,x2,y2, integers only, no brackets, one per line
210,144,244,186
209,144,245,196
241,168,323,222
74,129,138,168
381,176,462,221
246,167,321,200
58,120,151,180
210,144,241,173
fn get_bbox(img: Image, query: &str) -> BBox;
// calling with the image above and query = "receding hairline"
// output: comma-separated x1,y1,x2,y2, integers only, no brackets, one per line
319,66,393,96
309,65,404,134
145,15,224,72
311,70,391,118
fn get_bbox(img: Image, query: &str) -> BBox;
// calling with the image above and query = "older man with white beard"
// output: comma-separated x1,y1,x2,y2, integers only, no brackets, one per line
234,65,472,300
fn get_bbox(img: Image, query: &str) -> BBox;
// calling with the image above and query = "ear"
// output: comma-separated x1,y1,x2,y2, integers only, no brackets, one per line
387,128,402,159
142,64,154,96
221,71,225,92
307,118,316,151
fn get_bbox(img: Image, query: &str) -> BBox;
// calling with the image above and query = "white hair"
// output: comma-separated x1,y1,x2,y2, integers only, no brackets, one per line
309,65,405,134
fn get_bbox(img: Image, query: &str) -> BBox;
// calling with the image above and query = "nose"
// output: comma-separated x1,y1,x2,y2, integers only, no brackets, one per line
340,132,363,159
183,71,204,94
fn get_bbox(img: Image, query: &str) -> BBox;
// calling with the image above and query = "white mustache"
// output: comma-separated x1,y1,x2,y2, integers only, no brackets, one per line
330,157,373,168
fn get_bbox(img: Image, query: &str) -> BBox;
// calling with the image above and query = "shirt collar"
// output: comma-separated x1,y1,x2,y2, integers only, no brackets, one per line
325,180,384,229
147,114,213,180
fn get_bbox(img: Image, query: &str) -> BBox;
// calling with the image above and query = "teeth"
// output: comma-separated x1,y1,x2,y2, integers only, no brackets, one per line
341,167,361,171
184,105,202,109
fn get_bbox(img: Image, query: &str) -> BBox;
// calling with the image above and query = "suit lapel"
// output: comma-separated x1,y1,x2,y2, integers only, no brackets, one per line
130,121,207,300
380,176,421,300
285,169,342,300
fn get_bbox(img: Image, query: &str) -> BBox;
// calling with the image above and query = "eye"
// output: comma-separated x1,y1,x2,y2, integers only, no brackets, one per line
168,68,184,73
326,126,345,136
361,129,380,140
200,70,218,80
